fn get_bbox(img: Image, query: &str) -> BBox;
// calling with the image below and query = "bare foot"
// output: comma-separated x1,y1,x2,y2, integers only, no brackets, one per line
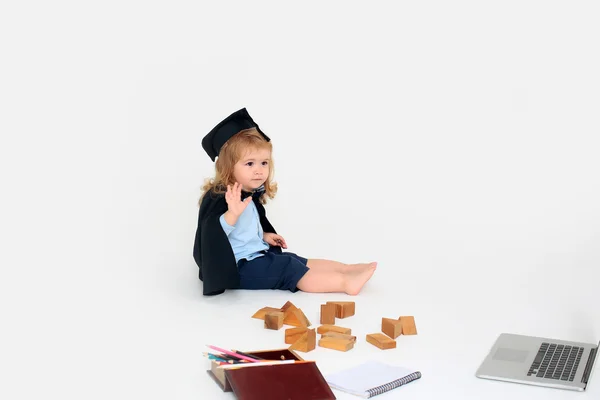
347,262,377,274
344,265,376,295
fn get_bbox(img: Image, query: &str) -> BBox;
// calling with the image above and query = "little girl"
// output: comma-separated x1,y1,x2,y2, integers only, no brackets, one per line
193,108,376,296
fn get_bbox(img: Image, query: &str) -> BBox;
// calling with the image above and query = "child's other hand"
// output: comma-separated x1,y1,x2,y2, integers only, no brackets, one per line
264,232,287,249
225,182,252,217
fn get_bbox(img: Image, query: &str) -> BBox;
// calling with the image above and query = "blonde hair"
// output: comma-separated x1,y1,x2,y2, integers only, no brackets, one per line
199,128,277,204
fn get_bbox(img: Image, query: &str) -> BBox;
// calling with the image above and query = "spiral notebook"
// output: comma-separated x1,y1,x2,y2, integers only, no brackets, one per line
324,360,422,398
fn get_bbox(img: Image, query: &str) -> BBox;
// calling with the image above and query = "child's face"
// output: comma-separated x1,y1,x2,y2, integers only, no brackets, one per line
233,147,271,192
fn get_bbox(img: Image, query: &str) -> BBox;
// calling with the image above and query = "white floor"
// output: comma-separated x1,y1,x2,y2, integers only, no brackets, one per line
13,231,599,399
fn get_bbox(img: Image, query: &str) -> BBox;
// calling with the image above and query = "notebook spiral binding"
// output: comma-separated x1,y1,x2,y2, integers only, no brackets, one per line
366,371,422,397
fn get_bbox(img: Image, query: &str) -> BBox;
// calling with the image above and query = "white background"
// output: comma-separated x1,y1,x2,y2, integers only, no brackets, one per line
1,1,599,399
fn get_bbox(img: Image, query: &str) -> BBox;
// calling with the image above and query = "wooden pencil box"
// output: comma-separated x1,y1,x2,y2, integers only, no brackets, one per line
207,348,305,392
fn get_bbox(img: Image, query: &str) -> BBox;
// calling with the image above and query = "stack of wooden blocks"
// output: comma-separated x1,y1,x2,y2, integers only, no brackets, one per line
252,301,315,352
366,316,418,350
317,301,356,352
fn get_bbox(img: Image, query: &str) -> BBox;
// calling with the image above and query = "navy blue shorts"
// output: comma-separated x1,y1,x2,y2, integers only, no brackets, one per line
237,249,310,292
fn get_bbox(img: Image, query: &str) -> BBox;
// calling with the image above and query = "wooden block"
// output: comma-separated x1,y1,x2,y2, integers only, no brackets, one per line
280,301,311,327
281,301,300,324
317,324,351,335
326,301,355,318
298,309,312,326
318,336,355,352
382,317,403,339
320,303,336,324
366,333,396,349
321,331,356,342
285,327,308,344
281,301,298,313
284,308,311,327
289,328,316,352
252,307,282,319
399,316,417,335
264,311,284,330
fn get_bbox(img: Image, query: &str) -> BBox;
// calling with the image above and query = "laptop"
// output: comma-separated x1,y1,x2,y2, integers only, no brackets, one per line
476,332,598,391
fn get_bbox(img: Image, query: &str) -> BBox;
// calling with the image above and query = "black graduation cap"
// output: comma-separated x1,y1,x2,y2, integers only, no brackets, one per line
202,108,271,161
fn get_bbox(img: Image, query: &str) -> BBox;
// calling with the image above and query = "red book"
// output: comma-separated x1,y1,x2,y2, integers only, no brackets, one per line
223,361,335,400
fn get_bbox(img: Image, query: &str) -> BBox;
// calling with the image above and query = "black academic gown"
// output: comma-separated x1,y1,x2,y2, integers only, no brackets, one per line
193,188,282,296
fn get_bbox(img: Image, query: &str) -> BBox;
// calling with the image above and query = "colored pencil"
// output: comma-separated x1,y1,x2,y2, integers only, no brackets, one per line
232,350,264,360
211,353,238,361
217,359,297,369
203,352,229,362
206,345,260,363
217,353,248,362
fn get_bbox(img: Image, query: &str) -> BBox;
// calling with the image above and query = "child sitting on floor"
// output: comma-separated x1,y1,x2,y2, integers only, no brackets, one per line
193,108,376,296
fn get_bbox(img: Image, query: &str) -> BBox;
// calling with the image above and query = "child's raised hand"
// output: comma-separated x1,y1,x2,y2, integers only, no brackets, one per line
225,182,252,217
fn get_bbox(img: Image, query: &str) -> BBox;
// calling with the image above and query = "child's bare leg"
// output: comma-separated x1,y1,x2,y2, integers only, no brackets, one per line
296,270,346,293
307,259,377,274
348,261,378,272
297,261,376,295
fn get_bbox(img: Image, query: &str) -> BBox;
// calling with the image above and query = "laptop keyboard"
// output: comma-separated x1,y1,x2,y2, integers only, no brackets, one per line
527,342,584,381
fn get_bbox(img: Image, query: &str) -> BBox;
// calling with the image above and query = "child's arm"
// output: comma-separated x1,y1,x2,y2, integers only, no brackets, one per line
223,210,241,227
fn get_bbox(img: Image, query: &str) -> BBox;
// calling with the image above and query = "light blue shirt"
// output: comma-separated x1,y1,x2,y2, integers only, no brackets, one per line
219,201,269,264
